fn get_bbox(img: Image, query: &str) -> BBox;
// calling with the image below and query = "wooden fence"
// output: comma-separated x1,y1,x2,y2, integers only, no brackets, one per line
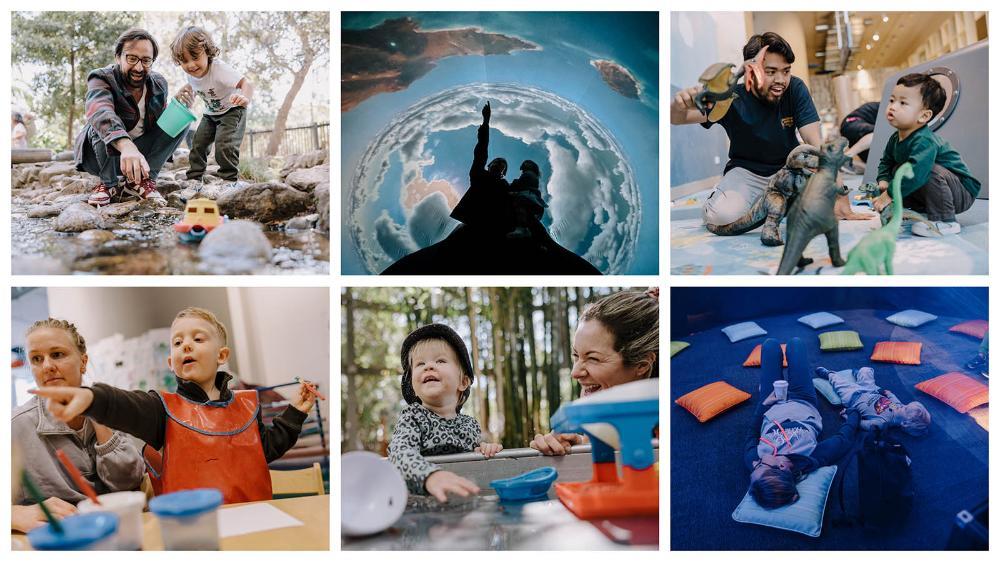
240,122,329,159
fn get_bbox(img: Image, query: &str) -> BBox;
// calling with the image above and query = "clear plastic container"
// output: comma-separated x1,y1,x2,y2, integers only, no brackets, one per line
27,512,119,550
77,491,146,550
149,488,222,550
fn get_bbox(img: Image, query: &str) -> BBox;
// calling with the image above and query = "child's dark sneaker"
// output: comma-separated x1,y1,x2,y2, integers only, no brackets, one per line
814,366,833,380
87,183,116,206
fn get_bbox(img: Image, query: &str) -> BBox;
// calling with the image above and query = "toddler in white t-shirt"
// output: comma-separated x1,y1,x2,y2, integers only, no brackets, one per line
170,26,254,187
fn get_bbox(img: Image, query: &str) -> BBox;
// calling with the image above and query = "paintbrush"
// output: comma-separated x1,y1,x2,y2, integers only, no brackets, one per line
294,377,326,401
21,471,64,533
56,449,101,506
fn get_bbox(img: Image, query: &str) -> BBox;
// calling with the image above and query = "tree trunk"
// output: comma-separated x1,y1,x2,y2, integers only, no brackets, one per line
67,48,76,149
343,289,362,451
265,27,314,156
524,289,540,433
465,288,489,438
489,289,507,445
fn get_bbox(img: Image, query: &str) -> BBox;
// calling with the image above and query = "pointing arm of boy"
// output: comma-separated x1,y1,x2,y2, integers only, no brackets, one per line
29,386,93,422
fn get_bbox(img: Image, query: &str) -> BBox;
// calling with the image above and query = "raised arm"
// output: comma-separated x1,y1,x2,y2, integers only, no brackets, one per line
471,102,491,176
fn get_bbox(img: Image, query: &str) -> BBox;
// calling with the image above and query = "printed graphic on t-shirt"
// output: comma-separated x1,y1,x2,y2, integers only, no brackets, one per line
187,60,243,116
874,395,893,415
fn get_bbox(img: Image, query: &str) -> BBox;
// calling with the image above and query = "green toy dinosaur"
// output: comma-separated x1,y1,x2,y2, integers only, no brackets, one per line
841,162,914,275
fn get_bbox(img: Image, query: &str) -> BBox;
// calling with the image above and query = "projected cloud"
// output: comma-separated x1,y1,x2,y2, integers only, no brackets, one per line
348,83,639,274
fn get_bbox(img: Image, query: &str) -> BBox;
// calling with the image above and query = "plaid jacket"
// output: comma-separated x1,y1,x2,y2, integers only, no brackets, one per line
73,64,170,169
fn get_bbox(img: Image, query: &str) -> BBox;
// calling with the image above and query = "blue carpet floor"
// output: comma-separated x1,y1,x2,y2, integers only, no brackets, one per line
670,308,988,550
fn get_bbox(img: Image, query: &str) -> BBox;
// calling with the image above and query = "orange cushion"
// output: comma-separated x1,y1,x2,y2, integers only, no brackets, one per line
949,320,988,340
915,372,989,413
743,344,788,367
675,381,751,422
870,341,922,365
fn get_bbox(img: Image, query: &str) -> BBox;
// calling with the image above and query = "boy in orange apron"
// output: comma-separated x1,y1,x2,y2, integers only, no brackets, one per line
32,307,317,504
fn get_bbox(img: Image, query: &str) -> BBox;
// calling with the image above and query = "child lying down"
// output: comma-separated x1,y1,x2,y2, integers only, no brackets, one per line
815,366,930,435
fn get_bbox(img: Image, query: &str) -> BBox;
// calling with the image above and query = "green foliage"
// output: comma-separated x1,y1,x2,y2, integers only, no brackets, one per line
12,12,136,150
237,157,274,182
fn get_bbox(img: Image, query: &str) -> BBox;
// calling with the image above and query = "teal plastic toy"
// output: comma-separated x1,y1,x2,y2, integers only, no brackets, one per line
157,98,197,138
490,467,558,503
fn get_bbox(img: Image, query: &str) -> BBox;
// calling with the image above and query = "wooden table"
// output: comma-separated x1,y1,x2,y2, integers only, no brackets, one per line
13,495,329,551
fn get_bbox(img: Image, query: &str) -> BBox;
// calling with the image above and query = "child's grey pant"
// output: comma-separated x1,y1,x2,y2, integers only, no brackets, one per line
902,164,975,222
701,167,775,227
187,106,247,182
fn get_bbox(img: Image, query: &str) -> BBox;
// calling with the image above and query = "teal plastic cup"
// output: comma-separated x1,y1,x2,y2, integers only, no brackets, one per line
157,98,196,138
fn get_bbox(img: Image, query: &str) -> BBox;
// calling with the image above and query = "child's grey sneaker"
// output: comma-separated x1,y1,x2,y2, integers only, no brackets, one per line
912,220,960,237
225,180,249,190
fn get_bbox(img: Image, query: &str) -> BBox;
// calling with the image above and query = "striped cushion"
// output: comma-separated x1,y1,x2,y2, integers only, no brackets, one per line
732,466,838,537
886,309,937,328
915,372,989,413
818,330,864,351
743,344,787,367
870,341,922,365
798,312,845,329
949,320,988,340
671,341,690,357
675,381,751,422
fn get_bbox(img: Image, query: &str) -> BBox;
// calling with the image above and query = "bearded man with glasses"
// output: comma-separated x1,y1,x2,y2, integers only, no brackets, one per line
74,28,187,206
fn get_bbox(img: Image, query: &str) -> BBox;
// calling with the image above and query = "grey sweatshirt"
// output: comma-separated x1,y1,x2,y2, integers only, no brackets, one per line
756,399,823,458
12,396,145,505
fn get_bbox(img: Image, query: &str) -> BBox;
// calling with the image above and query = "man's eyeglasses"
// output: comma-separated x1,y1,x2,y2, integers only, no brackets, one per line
123,54,154,68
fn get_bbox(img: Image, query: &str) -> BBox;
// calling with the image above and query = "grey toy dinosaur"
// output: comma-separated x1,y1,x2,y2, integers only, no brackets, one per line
706,144,819,245
841,162,914,275
776,137,851,275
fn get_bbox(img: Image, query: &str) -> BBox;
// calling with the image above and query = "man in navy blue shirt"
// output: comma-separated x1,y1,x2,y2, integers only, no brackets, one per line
672,32,869,230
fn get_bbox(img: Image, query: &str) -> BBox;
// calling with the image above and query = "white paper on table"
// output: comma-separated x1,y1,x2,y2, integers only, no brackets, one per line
217,503,305,538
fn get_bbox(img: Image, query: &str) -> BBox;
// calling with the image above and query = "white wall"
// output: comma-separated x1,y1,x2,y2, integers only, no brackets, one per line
226,287,330,421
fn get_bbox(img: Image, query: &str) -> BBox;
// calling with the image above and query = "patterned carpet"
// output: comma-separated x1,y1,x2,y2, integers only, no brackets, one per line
670,176,988,275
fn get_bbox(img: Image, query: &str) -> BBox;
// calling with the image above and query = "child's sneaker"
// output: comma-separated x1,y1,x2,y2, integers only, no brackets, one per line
912,220,960,237
124,178,166,205
965,352,988,378
87,183,117,206
814,367,832,380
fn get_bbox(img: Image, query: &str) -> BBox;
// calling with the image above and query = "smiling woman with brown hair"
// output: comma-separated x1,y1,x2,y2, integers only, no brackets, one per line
530,288,659,455
11,319,144,532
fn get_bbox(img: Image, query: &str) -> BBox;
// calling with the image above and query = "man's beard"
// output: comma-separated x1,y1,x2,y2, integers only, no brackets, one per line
754,82,783,106
121,66,147,87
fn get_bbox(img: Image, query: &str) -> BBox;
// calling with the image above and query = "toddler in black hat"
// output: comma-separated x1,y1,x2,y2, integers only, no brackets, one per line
388,323,503,502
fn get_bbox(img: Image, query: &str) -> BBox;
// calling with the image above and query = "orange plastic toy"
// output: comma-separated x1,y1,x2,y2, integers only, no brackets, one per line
550,394,659,519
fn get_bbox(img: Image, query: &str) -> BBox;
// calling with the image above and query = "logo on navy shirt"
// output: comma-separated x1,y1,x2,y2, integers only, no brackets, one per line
781,116,795,128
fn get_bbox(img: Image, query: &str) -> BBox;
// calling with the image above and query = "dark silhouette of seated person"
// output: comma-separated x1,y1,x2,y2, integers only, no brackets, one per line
380,101,601,275
508,159,548,239
450,101,513,233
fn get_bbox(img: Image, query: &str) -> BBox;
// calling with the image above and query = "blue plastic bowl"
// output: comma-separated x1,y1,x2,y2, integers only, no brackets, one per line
490,467,558,503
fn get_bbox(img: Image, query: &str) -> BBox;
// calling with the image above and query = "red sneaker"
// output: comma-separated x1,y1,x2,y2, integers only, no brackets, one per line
125,178,166,205
87,183,116,206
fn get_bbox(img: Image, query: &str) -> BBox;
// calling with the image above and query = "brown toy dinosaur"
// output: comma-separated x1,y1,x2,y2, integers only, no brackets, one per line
776,137,851,275
706,144,819,245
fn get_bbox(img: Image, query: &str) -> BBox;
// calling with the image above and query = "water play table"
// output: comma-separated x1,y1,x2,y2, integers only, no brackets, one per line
343,445,658,550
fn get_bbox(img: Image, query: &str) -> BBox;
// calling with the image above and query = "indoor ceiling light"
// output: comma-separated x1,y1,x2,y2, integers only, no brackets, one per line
873,33,880,41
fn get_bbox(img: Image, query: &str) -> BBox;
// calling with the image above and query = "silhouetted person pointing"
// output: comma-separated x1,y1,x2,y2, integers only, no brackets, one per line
451,101,513,233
